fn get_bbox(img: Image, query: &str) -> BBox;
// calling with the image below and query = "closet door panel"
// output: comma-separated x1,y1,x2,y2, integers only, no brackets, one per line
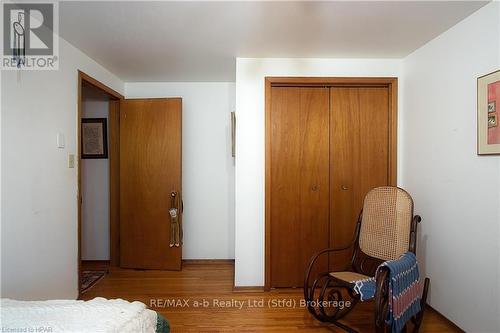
270,87,330,287
330,87,389,269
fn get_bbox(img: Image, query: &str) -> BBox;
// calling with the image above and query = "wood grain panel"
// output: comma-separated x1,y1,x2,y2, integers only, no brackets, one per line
270,87,329,287
109,100,120,267
120,98,182,270
330,87,389,269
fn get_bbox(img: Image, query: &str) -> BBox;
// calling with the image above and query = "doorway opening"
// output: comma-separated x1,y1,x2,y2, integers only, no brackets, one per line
77,72,184,296
77,71,123,295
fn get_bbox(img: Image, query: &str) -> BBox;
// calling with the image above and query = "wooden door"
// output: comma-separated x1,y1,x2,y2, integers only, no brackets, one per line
269,87,330,287
119,98,182,270
329,87,390,269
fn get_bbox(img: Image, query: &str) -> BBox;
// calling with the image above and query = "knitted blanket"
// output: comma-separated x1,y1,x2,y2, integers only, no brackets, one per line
353,252,422,333
1,297,159,333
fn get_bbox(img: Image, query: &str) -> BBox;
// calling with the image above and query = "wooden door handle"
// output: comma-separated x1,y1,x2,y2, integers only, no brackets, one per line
170,191,177,207
169,191,181,247
341,185,349,190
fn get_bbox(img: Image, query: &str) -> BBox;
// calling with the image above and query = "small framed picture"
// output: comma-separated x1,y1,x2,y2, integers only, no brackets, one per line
81,118,108,159
488,113,497,128
488,101,496,113
477,70,500,155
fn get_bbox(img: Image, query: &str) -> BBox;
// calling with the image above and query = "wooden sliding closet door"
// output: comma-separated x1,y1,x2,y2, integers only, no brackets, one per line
329,87,390,269
270,87,330,287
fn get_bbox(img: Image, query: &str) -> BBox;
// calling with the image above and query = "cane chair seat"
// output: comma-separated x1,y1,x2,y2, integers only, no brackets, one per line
329,271,371,283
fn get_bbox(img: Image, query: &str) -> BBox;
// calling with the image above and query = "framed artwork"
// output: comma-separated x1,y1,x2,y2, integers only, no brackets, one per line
477,69,500,155
81,118,108,159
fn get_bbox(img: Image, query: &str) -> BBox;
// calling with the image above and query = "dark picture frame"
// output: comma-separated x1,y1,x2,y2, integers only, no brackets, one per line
81,118,108,159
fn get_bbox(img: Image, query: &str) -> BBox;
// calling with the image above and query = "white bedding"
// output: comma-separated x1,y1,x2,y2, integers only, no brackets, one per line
1,297,158,333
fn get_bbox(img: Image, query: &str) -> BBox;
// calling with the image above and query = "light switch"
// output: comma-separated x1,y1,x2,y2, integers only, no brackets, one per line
57,133,65,148
68,154,75,168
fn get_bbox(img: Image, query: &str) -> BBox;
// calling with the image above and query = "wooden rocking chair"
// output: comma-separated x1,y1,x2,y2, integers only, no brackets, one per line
304,186,430,333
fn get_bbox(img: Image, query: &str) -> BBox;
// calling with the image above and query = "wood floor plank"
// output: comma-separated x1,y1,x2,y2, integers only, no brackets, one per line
80,261,460,333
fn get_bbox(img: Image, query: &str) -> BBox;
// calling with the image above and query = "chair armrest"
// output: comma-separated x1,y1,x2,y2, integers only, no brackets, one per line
374,265,389,282
410,215,422,253
303,244,355,295
303,218,362,301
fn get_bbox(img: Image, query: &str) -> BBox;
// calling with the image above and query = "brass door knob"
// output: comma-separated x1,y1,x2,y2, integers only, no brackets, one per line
341,185,348,190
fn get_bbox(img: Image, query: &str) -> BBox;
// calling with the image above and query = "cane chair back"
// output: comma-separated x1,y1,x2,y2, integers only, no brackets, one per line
359,187,414,261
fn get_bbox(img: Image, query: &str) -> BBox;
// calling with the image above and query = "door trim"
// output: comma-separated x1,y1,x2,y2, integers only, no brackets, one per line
264,77,398,290
77,71,123,297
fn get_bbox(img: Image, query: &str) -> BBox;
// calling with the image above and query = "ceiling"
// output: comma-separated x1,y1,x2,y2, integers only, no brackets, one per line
60,1,488,82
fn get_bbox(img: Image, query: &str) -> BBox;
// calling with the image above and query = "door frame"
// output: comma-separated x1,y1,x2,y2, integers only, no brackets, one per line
264,77,398,290
77,71,123,295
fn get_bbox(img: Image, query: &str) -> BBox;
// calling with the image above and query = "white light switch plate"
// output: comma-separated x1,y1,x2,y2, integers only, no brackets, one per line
68,154,75,168
57,133,65,148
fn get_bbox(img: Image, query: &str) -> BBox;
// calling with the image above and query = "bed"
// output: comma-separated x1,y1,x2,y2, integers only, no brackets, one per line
1,297,170,333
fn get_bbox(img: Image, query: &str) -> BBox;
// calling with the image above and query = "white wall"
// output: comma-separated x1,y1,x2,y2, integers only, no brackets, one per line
125,82,235,259
1,37,123,300
81,86,110,261
234,58,403,286
402,3,500,332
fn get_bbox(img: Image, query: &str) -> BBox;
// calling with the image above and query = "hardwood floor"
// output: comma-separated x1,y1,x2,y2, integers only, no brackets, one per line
80,261,461,333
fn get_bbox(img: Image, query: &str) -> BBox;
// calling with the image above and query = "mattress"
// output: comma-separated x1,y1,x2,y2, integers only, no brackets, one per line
0,297,167,333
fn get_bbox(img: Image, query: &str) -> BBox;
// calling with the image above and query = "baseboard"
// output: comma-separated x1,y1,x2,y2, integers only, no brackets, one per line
182,259,235,265
426,304,465,333
81,260,111,272
232,286,265,293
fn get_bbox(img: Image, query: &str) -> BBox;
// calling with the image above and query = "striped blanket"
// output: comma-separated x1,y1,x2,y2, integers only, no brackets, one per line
353,252,422,333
